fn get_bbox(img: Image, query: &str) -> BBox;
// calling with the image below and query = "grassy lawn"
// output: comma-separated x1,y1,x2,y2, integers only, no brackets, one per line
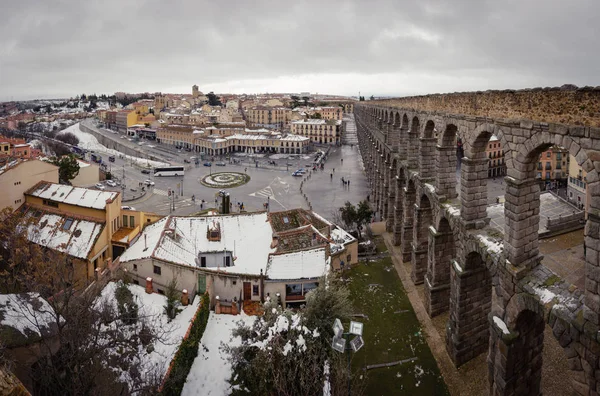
346,237,449,395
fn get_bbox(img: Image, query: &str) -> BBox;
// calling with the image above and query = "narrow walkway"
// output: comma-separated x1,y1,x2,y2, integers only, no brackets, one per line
381,231,488,396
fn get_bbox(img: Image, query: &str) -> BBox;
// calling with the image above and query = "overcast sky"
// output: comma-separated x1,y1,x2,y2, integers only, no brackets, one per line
1,0,598,101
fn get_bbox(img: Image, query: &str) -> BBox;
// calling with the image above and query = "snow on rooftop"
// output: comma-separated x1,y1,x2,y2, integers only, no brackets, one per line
27,213,104,259
266,248,328,280
123,213,275,276
119,217,169,262
28,182,118,210
0,293,57,338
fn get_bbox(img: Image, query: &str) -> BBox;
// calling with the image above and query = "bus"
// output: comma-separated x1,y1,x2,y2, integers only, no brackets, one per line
154,166,185,177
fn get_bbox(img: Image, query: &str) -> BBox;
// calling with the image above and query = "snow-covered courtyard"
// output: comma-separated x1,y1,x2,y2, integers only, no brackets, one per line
181,312,255,396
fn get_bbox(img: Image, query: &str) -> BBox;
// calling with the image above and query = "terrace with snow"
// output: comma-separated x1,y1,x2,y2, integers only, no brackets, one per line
119,209,357,309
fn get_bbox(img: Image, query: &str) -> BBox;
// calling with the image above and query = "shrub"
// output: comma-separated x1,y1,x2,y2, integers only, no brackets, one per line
160,293,210,396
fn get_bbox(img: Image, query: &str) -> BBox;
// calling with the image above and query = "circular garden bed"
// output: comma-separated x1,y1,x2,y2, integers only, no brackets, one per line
200,172,250,188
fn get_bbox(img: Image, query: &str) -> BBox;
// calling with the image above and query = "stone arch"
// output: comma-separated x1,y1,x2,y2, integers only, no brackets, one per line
411,193,433,284
407,116,420,168
489,293,546,396
417,119,437,180
446,250,493,367
424,216,456,317
436,123,459,199
423,120,435,139
460,125,499,228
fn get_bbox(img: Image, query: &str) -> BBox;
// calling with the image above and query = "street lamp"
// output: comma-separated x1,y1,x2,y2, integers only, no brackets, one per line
331,319,364,396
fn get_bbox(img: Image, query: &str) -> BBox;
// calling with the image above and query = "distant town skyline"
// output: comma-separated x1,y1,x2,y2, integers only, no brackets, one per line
1,0,599,101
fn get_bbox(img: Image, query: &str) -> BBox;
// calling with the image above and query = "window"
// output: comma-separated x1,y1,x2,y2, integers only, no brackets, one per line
130,216,135,227
62,218,74,230
123,215,128,227
14,199,22,205
303,282,318,294
537,162,542,170
200,256,206,267
557,153,562,160
545,172,550,179
546,152,551,158
133,264,138,271
224,256,231,267
133,280,139,285
253,285,259,296
286,284,302,296
42,199,59,208
153,265,161,275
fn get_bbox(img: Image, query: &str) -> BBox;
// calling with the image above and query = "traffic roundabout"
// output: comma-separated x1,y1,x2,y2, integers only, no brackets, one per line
199,172,250,188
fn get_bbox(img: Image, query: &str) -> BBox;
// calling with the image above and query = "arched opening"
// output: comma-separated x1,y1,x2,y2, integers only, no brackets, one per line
411,194,433,284
446,251,492,367
424,217,455,317
408,116,420,168
436,124,458,199
418,120,437,179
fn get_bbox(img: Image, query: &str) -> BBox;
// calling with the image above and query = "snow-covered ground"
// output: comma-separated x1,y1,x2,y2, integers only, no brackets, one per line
96,282,199,389
182,312,256,396
0,293,57,337
59,123,169,168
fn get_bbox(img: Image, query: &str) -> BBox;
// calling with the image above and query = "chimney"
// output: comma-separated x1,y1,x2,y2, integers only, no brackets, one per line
145,277,153,294
181,289,189,306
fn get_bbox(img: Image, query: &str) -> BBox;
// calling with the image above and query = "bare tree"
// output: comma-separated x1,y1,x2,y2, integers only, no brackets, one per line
0,208,167,395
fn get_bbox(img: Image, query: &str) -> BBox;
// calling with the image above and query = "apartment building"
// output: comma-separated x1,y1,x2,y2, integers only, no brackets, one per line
567,154,590,213
486,135,506,178
0,159,59,211
22,181,161,284
290,119,343,144
246,106,292,127
536,146,569,187
115,110,138,132
0,135,38,159
157,125,309,155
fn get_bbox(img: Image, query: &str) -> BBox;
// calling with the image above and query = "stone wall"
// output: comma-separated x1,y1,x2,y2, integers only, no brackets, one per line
376,85,600,127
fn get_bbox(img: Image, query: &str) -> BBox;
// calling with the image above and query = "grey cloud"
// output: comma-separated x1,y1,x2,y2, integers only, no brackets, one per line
0,0,598,100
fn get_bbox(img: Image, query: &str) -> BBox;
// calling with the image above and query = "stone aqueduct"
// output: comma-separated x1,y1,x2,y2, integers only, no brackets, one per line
354,89,600,395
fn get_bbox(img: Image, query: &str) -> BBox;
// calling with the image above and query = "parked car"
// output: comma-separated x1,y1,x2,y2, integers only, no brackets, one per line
204,162,212,167
95,183,105,190
106,180,117,187
141,169,151,174
216,162,226,166
292,171,303,177
184,159,191,163
144,179,155,186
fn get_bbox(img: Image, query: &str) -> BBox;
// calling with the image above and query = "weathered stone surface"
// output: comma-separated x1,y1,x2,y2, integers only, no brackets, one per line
356,101,600,396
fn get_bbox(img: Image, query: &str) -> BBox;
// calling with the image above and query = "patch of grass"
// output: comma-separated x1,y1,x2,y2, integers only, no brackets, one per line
346,255,449,395
374,236,388,253
543,275,562,287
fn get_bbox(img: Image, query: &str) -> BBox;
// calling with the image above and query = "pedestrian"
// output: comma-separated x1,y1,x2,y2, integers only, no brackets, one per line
330,173,333,179
341,158,343,164
348,180,350,186
333,168,335,173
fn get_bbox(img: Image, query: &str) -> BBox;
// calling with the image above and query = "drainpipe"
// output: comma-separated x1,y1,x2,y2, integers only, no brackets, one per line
260,269,264,303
